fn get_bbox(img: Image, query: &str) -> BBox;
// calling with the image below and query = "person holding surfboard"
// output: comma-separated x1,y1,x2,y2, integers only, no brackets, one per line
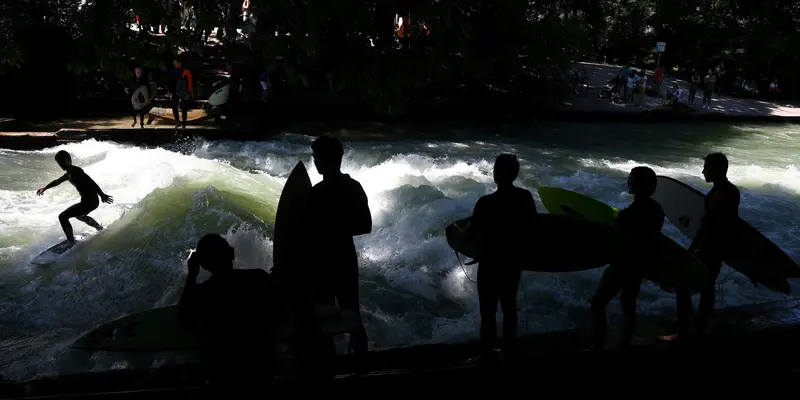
178,233,277,392
307,135,372,357
36,151,113,247
590,166,665,350
663,152,740,341
467,154,537,359
124,67,154,129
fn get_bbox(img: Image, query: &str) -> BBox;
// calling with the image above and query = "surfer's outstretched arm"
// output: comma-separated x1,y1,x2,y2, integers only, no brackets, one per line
36,174,68,195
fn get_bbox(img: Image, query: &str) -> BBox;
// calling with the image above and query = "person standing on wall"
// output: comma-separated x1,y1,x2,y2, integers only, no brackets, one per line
467,154,538,359
168,57,193,129
307,136,372,370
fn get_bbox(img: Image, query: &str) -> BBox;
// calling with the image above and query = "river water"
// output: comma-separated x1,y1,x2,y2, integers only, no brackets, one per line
1,122,798,380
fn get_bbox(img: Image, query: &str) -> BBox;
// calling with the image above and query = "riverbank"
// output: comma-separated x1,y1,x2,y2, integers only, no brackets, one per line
2,107,799,152
4,299,799,398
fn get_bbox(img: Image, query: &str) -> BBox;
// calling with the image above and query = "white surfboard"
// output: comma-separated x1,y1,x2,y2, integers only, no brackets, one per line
131,82,159,111
652,175,798,294
31,235,86,266
207,84,230,106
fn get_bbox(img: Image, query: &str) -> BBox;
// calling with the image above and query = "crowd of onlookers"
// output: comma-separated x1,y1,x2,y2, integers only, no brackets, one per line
600,60,784,110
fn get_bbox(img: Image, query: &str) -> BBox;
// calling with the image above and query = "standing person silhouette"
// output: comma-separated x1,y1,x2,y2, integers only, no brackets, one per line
307,136,372,358
662,152,740,341
591,166,664,350
467,154,538,359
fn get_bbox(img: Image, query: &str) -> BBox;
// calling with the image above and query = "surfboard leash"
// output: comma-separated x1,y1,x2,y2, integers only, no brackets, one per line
453,250,477,283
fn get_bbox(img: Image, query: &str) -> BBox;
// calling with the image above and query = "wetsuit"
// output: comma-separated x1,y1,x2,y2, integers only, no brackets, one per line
169,67,193,125
676,179,739,335
59,166,103,242
591,196,665,348
307,173,371,355
178,268,276,392
470,185,537,355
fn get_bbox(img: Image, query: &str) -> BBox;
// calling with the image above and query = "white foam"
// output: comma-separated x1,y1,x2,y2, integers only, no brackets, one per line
1,128,798,380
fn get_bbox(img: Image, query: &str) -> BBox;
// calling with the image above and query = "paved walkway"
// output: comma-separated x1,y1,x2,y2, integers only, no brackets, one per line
561,62,800,117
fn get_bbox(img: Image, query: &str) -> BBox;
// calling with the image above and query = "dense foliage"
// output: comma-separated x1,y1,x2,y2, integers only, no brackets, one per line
1,0,798,116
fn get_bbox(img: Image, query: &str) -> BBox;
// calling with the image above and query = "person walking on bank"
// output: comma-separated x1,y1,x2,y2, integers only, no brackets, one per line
124,67,154,129
168,57,194,129
702,69,716,110
689,69,701,106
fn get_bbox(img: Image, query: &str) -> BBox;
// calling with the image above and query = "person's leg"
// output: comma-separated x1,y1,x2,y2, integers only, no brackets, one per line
618,276,643,348
660,290,692,341
58,202,95,243
498,270,521,356
334,267,368,354
695,252,723,335
76,214,102,231
477,271,500,355
171,95,181,127
590,264,624,349
180,98,188,128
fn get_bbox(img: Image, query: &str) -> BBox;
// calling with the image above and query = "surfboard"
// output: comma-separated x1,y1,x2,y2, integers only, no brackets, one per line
537,187,711,293
148,107,208,122
652,176,797,294
446,213,626,273
207,84,230,106
272,161,312,281
69,303,361,352
30,235,86,266
130,82,158,111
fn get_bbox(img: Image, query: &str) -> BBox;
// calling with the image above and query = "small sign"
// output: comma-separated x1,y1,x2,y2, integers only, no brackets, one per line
656,42,666,53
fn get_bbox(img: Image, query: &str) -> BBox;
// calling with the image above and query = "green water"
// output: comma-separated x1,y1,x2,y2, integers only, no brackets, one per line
0,123,798,380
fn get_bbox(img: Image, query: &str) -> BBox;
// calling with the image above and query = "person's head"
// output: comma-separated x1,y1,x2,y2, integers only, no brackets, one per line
493,154,520,187
311,135,344,176
134,67,143,78
707,69,713,75
173,59,182,69
54,150,72,170
702,152,729,183
639,69,645,76
693,69,698,76
194,233,235,274
627,166,657,197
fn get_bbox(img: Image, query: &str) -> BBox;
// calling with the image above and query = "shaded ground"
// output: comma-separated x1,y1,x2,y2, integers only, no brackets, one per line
563,62,800,117
4,299,800,397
